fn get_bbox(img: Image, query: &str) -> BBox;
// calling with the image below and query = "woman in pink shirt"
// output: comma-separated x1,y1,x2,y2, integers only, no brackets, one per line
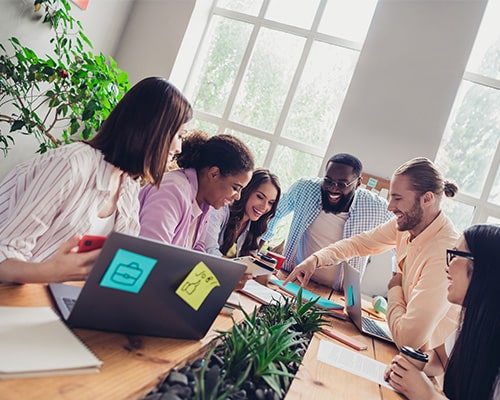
139,130,254,251
0,77,192,284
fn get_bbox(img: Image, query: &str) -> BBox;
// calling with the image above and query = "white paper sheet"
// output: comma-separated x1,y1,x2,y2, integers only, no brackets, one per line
317,339,395,391
239,279,286,305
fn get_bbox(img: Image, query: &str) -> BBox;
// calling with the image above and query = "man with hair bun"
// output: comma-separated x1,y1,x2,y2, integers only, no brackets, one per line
285,157,460,352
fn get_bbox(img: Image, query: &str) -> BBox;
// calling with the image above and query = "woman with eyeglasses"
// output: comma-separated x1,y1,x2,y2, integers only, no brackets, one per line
385,224,500,399
139,130,254,251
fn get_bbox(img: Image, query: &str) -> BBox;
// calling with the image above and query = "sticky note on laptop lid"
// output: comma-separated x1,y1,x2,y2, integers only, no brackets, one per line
176,262,220,311
347,285,355,307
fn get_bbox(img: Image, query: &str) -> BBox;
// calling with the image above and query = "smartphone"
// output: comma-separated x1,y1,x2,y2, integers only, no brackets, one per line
257,252,277,265
77,235,107,253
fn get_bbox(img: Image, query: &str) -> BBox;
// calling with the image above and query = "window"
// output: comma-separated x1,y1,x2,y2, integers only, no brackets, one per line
183,0,377,190
435,0,500,230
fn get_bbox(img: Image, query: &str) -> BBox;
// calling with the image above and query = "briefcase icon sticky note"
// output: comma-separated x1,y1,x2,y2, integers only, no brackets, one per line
100,249,157,293
111,262,143,286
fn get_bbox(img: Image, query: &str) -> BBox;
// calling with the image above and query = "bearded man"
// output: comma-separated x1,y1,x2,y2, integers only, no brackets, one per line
261,153,393,290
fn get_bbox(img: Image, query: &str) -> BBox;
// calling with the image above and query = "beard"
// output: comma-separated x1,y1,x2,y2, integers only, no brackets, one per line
396,199,423,231
321,188,355,214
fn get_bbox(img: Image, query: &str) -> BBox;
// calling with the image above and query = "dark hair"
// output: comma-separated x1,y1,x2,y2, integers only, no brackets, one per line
175,130,254,175
444,224,500,399
87,77,192,187
220,169,281,256
393,157,458,198
327,153,363,177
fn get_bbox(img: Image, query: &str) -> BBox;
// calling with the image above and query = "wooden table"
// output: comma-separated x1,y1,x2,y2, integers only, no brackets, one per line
273,276,402,400
0,283,258,400
285,320,402,400
0,279,401,400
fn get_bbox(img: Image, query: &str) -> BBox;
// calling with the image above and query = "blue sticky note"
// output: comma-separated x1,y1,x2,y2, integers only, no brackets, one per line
347,285,355,306
269,278,343,309
100,249,157,293
367,177,378,188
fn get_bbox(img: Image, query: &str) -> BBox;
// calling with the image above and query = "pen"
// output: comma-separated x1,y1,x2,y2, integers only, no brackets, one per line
320,327,368,351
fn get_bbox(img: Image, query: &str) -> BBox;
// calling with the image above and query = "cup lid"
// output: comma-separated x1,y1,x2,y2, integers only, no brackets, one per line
400,346,429,363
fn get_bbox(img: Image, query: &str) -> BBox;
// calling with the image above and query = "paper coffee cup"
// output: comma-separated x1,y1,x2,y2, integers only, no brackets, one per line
399,346,429,370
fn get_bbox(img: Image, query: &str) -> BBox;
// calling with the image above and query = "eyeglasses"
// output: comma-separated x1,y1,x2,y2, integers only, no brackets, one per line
446,249,474,266
322,177,359,190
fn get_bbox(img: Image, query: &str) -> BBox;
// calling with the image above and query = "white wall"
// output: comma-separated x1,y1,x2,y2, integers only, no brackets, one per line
322,0,487,179
114,0,196,86
0,0,133,179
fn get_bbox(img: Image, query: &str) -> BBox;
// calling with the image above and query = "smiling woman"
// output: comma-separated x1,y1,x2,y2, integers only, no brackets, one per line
205,168,281,258
138,131,254,252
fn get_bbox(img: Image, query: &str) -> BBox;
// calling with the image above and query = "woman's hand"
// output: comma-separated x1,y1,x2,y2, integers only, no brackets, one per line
283,254,318,286
39,235,101,282
386,355,444,400
0,236,100,284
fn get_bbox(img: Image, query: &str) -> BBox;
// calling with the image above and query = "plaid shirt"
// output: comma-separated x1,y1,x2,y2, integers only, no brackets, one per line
262,177,394,273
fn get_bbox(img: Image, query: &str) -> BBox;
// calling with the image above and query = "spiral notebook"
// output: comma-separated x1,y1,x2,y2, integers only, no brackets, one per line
0,306,102,379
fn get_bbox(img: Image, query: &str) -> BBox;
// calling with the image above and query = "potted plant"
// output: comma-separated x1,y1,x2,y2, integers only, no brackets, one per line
0,0,130,156
144,289,329,400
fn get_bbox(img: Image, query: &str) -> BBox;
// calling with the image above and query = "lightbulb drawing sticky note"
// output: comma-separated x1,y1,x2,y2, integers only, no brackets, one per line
176,262,220,311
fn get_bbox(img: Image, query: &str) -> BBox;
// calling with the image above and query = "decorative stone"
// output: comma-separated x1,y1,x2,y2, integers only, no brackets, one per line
166,371,188,386
191,358,205,370
159,393,182,400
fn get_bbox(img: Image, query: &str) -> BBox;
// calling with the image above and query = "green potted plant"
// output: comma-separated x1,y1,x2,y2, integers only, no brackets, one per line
0,0,130,156
145,289,329,400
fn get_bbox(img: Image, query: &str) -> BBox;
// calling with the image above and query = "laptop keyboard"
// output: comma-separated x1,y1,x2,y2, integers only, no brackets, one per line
362,316,392,341
63,297,76,313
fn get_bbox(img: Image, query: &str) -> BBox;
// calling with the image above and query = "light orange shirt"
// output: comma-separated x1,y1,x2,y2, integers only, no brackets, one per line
315,212,460,350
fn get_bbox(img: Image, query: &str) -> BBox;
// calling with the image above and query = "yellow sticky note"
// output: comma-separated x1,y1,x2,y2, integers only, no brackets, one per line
176,262,220,311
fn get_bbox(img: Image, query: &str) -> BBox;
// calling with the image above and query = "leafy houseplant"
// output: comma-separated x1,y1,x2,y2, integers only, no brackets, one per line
145,289,329,400
0,0,130,156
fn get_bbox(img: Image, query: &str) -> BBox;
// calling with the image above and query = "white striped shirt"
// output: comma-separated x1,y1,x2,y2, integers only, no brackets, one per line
0,142,140,262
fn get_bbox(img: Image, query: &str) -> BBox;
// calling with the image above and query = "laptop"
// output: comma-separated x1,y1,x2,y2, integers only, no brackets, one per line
49,231,246,340
342,263,393,343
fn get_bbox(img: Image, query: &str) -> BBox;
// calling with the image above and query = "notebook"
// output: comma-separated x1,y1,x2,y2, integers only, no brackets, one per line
0,306,101,379
239,279,286,305
50,232,246,340
343,263,393,343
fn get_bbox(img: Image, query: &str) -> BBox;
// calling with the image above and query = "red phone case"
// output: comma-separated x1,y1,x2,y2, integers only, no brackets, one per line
77,235,107,253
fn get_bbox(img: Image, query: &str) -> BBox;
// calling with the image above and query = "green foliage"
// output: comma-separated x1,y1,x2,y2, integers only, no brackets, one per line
260,287,329,335
192,347,252,400
191,289,328,398
215,307,303,397
0,0,130,155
